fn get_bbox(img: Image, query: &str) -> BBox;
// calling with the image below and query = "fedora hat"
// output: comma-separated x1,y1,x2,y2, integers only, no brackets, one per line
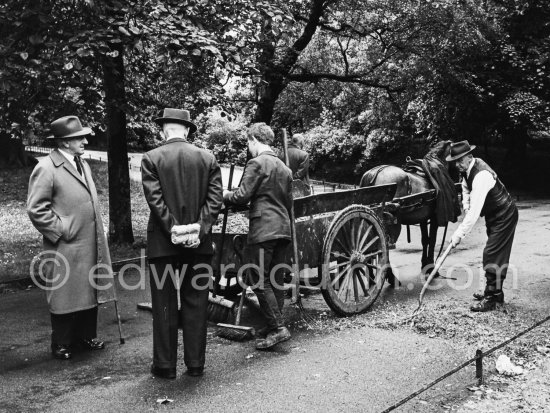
47,116,92,139
154,108,197,134
446,140,476,162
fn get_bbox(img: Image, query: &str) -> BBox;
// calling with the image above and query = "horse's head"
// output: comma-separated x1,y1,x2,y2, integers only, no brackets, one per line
427,140,452,164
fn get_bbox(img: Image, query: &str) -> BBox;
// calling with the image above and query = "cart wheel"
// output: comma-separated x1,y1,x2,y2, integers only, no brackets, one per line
321,205,389,316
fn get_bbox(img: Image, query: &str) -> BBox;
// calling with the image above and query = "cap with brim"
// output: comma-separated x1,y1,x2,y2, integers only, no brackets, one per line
47,116,92,139
154,108,197,134
446,140,476,162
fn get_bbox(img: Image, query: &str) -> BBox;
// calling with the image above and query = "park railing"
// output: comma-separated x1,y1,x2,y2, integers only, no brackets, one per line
380,313,550,412
309,178,356,194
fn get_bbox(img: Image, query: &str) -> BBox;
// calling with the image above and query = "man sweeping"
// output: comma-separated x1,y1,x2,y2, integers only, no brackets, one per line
448,141,519,312
223,123,293,349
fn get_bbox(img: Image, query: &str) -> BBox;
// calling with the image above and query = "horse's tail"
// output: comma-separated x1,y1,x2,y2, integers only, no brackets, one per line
360,165,390,187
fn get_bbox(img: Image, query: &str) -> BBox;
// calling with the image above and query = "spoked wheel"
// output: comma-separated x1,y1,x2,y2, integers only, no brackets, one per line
321,205,389,316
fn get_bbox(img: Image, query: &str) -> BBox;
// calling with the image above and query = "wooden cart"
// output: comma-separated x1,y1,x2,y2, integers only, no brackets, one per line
212,183,397,317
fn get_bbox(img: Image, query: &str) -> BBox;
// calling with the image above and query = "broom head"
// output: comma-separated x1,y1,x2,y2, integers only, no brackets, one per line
216,323,255,341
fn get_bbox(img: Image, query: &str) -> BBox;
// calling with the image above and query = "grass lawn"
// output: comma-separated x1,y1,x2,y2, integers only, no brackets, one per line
0,159,149,283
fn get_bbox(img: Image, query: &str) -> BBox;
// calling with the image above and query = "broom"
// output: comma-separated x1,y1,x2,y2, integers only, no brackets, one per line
216,268,256,341
207,164,237,324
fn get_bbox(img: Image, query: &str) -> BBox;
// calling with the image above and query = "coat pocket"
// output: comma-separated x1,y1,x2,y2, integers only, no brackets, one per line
58,215,75,242
249,210,262,218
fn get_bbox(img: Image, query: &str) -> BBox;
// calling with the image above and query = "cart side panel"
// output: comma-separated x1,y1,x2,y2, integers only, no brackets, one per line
211,232,247,275
293,213,336,269
294,183,396,218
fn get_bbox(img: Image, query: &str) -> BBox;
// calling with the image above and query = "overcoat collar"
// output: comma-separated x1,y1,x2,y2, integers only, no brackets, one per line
49,149,89,190
161,137,188,146
257,150,277,158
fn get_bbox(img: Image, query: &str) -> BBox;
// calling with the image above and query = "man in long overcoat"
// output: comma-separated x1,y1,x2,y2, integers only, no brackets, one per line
142,108,223,379
27,115,111,359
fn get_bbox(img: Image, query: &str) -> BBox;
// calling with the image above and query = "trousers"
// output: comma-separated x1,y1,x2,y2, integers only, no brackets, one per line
149,253,211,369
50,306,98,345
483,204,519,290
247,239,291,331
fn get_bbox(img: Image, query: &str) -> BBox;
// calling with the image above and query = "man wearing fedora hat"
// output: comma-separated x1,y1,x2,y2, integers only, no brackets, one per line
27,115,111,359
141,108,223,379
447,140,518,312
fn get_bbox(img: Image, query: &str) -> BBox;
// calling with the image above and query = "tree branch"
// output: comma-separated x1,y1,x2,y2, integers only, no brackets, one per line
287,71,404,92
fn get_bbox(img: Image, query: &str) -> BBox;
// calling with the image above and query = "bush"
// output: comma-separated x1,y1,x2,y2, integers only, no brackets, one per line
196,111,248,165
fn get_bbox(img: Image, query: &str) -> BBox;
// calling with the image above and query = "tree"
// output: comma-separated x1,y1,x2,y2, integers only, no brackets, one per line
0,0,248,242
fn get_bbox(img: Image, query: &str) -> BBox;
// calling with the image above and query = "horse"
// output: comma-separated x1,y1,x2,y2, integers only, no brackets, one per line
359,140,457,283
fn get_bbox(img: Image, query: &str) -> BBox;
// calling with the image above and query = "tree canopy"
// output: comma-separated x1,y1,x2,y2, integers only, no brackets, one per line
1,0,548,237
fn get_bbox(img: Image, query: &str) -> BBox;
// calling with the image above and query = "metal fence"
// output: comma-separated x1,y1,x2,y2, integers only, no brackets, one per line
381,313,550,412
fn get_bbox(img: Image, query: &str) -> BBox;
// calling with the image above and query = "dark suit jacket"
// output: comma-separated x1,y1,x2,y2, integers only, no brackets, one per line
284,143,310,184
224,151,292,245
141,138,223,258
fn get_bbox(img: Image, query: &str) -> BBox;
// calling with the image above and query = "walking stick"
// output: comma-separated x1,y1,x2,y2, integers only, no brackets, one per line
98,272,125,344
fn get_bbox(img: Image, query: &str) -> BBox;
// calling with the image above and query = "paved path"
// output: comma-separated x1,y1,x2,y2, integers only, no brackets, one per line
0,274,474,413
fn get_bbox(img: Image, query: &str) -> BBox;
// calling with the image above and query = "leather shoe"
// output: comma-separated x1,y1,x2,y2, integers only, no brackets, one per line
77,338,105,351
186,366,204,377
473,291,486,300
255,325,274,338
256,326,291,350
151,365,176,379
471,292,504,312
51,344,72,360
473,291,504,302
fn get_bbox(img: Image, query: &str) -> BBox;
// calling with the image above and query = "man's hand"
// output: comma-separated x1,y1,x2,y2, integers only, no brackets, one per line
451,232,462,248
171,223,201,246
186,239,200,248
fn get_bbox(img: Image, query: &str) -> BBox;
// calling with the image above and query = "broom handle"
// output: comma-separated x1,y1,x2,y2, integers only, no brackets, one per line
282,129,301,305
214,164,235,298
234,284,246,326
418,243,453,306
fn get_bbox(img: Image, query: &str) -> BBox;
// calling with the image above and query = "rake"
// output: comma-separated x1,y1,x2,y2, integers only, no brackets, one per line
412,243,453,318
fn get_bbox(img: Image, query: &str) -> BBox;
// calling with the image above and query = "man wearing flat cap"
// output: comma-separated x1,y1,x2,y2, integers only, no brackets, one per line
142,108,223,379
27,116,111,360
447,140,518,312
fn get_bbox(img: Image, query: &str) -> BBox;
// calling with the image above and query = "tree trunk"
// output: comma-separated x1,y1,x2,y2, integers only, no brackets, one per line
0,133,38,168
102,43,134,244
253,69,285,124
252,0,327,124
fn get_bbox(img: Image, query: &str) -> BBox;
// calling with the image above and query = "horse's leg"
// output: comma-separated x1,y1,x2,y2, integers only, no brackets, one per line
420,221,429,273
386,264,401,288
428,219,438,267
424,219,441,278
